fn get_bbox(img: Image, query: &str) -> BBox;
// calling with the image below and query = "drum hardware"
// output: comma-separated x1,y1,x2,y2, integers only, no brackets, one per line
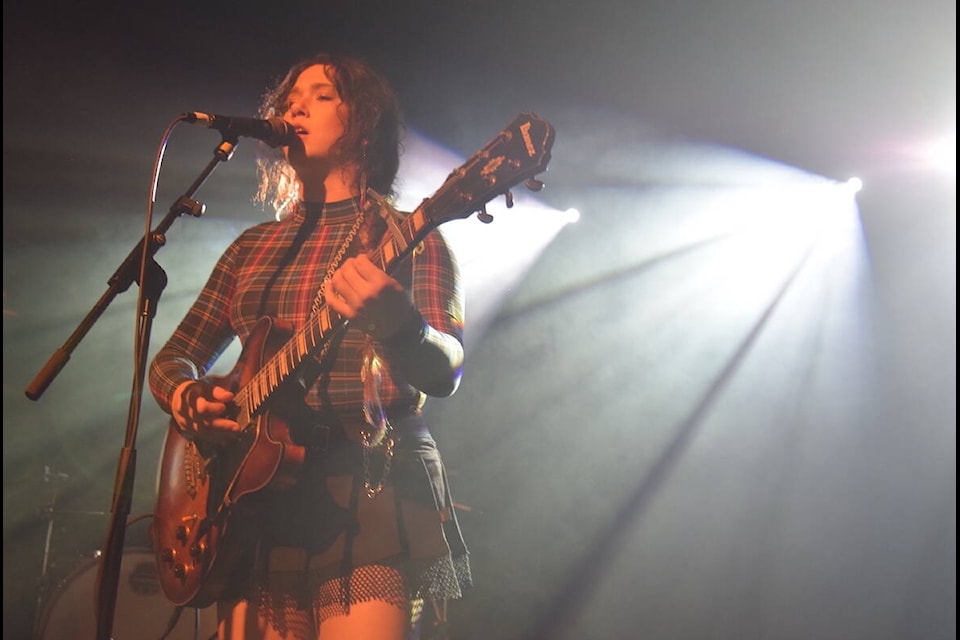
31,464,78,638
29,465,217,640
35,547,217,640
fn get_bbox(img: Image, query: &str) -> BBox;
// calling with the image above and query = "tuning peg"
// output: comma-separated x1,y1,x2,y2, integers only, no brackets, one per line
504,191,515,208
477,205,494,223
524,178,545,192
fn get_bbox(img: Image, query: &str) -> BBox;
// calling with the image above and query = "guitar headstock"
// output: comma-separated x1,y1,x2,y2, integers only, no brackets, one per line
419,112,555,226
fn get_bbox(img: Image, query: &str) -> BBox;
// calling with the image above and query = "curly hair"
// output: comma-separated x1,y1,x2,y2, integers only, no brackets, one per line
253,53,403,219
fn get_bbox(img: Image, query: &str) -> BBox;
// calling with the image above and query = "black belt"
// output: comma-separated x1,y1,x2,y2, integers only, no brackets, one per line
300,411,431,452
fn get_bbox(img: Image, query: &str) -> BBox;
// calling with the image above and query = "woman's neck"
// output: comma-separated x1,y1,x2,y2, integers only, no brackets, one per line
299,164,360,204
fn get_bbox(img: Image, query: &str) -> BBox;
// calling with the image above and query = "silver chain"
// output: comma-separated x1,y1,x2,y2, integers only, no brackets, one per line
310,208,365,317
363,430,395,498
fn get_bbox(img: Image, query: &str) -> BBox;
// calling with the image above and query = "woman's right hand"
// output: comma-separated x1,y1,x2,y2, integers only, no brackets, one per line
171,380,241,445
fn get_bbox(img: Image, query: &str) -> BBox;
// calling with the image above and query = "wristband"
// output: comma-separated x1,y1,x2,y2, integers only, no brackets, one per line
378,311,427,348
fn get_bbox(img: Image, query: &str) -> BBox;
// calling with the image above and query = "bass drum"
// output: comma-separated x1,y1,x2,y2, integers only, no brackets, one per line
37,548,218,640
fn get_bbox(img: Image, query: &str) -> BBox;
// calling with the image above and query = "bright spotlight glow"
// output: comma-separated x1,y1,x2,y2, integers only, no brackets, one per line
844,177,863,193
679,173,864,314
925,133,956,175
564,208,581,223
897,130,956,178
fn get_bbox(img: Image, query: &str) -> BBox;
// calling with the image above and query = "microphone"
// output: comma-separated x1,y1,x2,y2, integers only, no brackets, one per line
184,112,297,148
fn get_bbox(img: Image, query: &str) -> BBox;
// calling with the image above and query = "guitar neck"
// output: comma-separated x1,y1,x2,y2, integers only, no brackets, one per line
233,203,437,425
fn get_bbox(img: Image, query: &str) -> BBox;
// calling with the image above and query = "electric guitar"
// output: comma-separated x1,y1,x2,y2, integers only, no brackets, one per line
153,112,555,608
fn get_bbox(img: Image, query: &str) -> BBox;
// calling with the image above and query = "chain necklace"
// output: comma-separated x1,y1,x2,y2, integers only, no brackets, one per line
310,207,365,317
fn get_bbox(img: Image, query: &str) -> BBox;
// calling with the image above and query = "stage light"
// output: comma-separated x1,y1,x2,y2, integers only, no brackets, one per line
925,132,956,176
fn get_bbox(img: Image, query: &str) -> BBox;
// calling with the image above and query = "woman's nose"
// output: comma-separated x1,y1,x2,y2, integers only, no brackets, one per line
286,99,307,118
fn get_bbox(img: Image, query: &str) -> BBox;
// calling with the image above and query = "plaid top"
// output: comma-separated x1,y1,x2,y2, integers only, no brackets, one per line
148,196,464,427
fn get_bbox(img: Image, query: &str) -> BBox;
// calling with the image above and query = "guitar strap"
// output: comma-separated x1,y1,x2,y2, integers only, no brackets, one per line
256,205,321,320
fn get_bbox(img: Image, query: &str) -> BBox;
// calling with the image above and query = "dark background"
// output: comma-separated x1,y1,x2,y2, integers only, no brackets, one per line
4,2,955,639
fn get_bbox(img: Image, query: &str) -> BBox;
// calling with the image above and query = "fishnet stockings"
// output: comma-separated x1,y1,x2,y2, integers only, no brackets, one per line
315,564,409,621
254,564,413,638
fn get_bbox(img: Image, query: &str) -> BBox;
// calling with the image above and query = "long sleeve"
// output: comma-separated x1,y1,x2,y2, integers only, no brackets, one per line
379,228,465,398
148,238,242,414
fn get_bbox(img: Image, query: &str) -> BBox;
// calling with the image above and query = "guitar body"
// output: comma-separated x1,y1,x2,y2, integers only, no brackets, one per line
153,112,555,609
154,317,306,607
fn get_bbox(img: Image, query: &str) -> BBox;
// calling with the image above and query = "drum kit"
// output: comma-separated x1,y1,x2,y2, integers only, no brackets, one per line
30,466,218,640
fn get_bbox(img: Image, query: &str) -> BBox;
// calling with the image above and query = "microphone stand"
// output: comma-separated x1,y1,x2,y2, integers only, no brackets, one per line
24,134,240,640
